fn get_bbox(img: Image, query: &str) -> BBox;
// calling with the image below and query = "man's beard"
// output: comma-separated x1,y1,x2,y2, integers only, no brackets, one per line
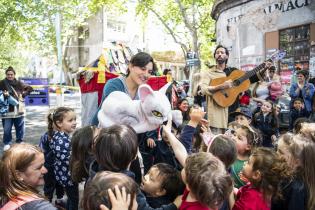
216,58,226,65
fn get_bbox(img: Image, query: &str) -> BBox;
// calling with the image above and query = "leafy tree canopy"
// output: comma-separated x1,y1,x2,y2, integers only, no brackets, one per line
0,0,91,75
136,0,216,63
0,0,217,77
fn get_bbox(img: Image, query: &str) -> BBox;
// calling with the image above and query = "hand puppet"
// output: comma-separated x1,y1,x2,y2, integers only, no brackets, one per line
98,83,181,133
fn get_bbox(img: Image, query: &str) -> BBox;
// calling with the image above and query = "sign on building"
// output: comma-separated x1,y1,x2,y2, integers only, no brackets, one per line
19,78,49,106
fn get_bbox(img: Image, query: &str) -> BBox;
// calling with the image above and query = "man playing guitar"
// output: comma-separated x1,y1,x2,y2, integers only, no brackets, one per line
199,45,270,134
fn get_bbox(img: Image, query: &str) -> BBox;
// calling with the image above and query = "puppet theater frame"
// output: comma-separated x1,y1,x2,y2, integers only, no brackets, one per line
77,43,169,126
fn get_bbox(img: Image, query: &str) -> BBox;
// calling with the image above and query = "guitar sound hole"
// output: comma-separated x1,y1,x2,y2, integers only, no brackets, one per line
233,80,240,86
221,90,229,98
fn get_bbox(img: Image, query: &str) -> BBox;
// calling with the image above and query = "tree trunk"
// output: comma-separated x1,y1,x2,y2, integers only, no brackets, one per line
62,37,72,86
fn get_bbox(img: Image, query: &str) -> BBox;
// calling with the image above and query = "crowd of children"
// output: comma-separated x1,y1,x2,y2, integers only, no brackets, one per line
0,91,315,210
1,100,312,210
1,63,315,210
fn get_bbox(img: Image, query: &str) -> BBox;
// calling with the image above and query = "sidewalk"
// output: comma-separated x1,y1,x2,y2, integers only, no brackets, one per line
0,93,82,156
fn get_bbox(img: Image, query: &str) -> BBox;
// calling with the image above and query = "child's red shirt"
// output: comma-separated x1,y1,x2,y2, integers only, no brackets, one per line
179,189,215,210
233,184,270,210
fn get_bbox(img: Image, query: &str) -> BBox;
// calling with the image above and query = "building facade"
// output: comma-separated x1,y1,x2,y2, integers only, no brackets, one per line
65,3,186,81
65,3,143,70
211,0,315,84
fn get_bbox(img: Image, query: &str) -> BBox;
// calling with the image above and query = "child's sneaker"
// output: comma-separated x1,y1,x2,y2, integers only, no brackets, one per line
3,144,10,151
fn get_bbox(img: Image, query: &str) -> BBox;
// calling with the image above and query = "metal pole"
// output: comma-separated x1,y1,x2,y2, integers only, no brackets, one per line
55,12,64,106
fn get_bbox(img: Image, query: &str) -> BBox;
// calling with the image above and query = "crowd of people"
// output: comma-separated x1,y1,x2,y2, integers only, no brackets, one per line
0,47,315,210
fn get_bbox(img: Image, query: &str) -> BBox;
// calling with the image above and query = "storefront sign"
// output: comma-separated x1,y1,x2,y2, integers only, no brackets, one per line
227,15,243,25
264,0,310,14
186,59,200,67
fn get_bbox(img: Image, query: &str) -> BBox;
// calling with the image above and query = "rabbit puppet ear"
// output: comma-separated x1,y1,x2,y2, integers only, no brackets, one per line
138,84,154,103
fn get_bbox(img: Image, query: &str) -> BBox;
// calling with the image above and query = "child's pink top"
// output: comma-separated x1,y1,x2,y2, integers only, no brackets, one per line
179,189,214,210
233,184,270,210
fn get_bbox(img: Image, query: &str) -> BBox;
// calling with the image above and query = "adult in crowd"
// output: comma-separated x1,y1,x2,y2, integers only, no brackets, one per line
289,69,315,117
92,52,156,125
91,52,157,184
0,66,33,151
251,66,273,115
199,45,266,134
0,143,57,210
308,76,315,121
176,98,190,124
191,73,206,111
163,68,179,109
268,66,283,102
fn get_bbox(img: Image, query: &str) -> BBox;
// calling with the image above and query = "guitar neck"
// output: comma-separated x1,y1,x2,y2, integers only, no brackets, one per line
238,59,271,83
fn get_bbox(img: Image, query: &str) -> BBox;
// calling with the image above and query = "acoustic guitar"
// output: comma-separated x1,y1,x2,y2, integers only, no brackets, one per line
210,50,286,108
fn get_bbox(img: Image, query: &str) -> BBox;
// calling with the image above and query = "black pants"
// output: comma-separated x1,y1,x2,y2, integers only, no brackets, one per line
44,165,64,201
65,183,79,210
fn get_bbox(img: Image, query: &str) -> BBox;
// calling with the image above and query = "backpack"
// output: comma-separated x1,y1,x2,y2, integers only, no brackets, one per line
0,195,41,210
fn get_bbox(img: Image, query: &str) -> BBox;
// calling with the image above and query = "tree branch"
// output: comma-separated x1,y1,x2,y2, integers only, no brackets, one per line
192,0,196,31
142,2,188,52
174,0,193,33
195,11,212,29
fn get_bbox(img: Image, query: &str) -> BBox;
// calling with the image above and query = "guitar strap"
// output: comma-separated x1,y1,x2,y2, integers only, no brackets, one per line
3,80,20,100
224,67,237,77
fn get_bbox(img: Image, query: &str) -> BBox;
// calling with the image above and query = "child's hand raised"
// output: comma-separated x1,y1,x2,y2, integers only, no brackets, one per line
200,119,209,130
99,186,135,210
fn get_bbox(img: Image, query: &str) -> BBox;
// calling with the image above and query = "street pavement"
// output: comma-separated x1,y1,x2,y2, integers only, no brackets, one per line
0,92,82,156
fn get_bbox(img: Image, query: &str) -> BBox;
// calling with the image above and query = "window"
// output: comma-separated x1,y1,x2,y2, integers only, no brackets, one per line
78,26,89,40
107,20,126,33
279,25,310,71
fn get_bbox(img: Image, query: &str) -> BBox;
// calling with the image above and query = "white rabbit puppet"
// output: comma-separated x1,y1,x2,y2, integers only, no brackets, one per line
98,83,182,133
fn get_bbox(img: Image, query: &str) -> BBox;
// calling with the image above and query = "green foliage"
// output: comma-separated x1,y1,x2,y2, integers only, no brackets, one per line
0,36,30,77
0,0,217,78
88,0,128,13
136,0,216,64
0,0,93,77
